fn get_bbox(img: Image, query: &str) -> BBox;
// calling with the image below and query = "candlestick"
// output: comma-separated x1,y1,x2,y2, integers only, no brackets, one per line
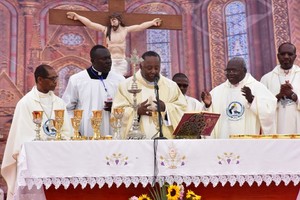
126,49,145,139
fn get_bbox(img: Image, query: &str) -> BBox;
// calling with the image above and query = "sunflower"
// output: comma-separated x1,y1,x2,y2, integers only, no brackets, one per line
186,190,201,200
138,194,151,200
166,184,181,200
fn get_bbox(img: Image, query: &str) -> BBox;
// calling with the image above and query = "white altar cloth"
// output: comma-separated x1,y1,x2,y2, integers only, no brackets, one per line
16,139,300,192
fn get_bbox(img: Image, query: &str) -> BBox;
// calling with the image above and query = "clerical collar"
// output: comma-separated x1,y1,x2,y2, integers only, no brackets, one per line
87,67,109,79
92,66,102,76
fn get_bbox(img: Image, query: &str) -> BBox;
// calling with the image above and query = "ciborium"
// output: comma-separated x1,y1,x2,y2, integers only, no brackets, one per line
91,110,102,140
54,109,64,140
71,109,83,140
112,107,124,140
32,111,43,141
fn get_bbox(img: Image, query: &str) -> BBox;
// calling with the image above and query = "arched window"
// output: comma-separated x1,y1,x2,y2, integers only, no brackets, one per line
147,29,171,77
225,1,250,68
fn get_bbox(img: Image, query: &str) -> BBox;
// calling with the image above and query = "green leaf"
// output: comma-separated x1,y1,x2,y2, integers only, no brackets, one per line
149,184,168,200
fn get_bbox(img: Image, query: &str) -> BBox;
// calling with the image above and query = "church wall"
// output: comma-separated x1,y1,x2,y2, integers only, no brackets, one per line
288,0,300,65
0,0,298,194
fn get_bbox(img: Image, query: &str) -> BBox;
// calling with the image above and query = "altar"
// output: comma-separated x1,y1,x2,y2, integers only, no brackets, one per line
16,139,300,199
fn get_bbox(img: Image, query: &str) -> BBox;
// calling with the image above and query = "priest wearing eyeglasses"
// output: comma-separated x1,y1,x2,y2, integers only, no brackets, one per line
1,64,71,200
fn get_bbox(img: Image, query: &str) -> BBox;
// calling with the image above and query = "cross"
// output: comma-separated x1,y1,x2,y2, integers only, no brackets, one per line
49,0,182,30
126,49,143,79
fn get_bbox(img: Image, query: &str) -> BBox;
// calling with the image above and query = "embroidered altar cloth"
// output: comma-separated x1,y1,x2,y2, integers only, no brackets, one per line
16,139,300,192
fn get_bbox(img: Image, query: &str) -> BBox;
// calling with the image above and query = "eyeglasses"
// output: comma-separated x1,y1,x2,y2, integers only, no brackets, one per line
224,69,241,74
177,84,189,88
43,76,58,81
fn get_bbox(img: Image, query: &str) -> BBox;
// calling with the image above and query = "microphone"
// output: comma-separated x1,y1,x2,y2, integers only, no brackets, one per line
154,75,159,90
153,74,166,140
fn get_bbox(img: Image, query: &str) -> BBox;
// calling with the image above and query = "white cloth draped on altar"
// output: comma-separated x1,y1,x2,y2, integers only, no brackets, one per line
15,139,300,197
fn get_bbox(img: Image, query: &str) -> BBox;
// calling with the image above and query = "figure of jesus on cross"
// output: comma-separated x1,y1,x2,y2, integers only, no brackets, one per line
66,11,162,76
49,0,182,76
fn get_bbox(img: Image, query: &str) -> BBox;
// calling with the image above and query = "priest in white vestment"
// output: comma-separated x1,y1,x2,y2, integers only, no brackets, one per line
112,51,187,139
1,64,72,200
201,57,277,139
62,45,125,137
261,42,300,134
172,72,204,112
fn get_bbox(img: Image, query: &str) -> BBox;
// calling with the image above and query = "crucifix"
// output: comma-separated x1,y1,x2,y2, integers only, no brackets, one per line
49,0,182,75
49,0,182,30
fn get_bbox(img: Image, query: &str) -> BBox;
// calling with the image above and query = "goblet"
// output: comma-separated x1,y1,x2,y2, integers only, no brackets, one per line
71,110,83,140
73,109,83,119
112,107,124,140
54,110,64,140
71,118,81,140
91,110,102,140
32,111,43,141
110,117,117,138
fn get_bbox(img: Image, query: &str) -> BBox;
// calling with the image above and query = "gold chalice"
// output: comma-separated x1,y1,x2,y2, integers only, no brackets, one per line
110,117,117,137
71,118,81,140
71,109,83,140
54,109,64,140
112,107,124,139
91,110,102,140
74,109,83,119
32,111,43,141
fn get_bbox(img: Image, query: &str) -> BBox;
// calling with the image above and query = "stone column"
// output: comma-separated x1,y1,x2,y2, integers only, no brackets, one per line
19,1,40,92
181,1,198,98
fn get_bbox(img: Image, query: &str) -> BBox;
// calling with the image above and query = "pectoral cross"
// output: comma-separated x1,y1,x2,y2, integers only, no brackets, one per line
280,97,292,108
49,0,182,30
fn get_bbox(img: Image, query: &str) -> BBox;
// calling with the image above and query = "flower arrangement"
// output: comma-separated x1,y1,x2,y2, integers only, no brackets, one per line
129,184,201,200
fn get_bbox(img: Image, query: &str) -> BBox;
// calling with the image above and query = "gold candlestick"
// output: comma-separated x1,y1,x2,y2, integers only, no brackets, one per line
54,109,64,140
32,111,43,141
91,110,102,140
71,110,83,140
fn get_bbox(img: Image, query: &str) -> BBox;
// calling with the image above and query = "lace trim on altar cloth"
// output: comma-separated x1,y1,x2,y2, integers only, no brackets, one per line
19,174,300,190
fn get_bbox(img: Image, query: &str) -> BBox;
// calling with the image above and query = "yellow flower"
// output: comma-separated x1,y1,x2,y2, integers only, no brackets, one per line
138,194,151,200
166,185,181,200
186,190,201,200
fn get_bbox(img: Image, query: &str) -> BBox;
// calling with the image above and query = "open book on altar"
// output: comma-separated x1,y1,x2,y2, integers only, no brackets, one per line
173,112,220,139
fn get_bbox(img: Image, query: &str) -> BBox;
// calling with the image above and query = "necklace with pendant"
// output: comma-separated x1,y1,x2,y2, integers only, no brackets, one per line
39,99,56,136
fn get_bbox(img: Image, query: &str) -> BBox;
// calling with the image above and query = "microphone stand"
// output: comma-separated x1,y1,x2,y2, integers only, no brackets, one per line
154,77,167,140
152,76,166,187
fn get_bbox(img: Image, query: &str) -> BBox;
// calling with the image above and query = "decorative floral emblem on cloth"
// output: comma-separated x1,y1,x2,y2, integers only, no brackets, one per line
160,143,186,169
226,101,244,121
106,153,128,166
218,152,240,165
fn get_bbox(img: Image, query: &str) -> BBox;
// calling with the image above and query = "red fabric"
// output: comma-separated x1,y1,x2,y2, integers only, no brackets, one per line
45,182,299,200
